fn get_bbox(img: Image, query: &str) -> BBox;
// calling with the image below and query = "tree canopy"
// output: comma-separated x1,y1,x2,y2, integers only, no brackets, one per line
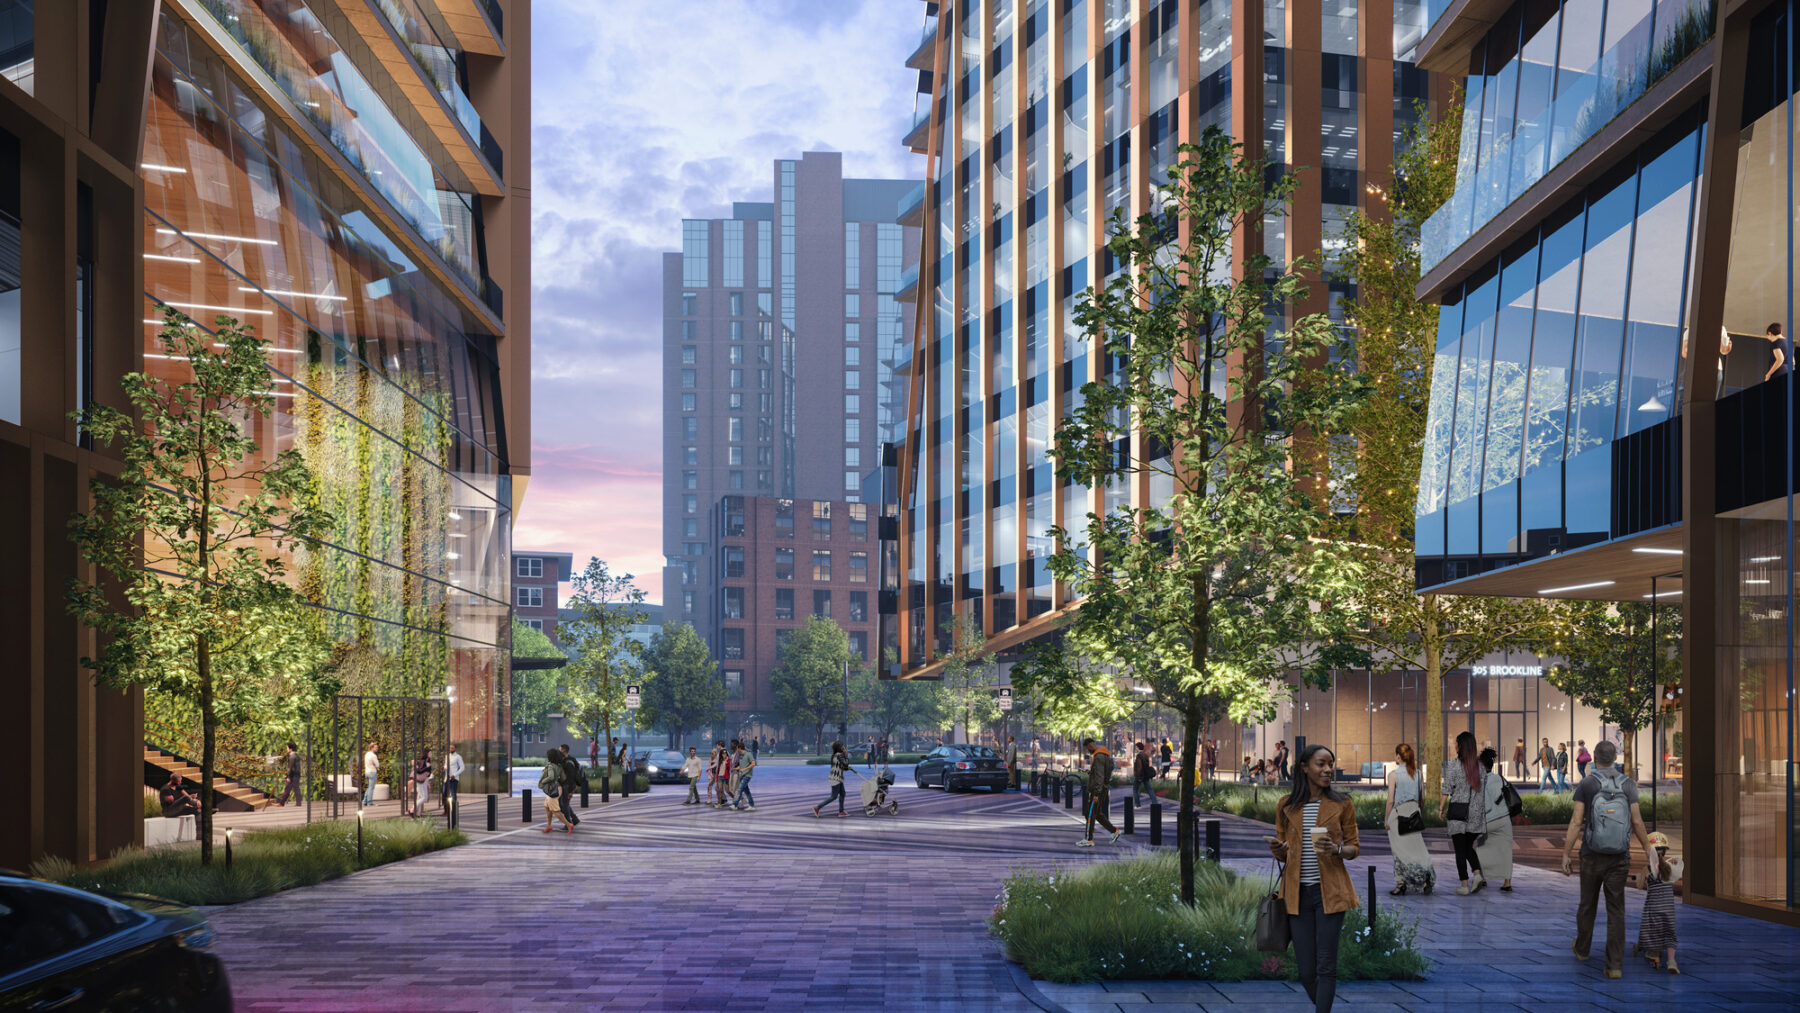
772,616,852,754
560,558,649,770
639,621,723,748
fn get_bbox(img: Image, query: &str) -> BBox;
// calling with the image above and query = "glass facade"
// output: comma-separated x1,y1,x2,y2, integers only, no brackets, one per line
145,12,512,788
1416,113,1703,564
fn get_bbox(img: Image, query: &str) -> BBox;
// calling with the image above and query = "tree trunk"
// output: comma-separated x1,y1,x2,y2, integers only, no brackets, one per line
1178,695,1201,907
1423,596,1444,804
199,634,215,866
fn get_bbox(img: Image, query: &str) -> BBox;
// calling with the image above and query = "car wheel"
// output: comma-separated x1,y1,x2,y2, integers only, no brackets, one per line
915,771,926,789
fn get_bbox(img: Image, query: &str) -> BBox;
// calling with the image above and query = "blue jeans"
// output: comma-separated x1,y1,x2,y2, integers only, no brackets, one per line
817,782,845,813
1555,769,1568,791
362,777,375,806
1540,768,1555,791
734,778,755,808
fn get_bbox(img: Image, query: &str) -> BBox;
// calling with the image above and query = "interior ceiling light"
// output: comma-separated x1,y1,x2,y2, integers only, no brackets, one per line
145,253,201,263
1751,555,1783,562
141,163,187,173
162,301,273,316
1638,395,1667,412
156,227,278,247
239,286,347,302
1631,547,1683,555
1643,590,1683,598
1537,580,1615,594
1747,578,1772,584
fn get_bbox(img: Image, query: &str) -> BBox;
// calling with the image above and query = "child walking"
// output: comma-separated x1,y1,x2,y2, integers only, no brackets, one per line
1635,830,1683,973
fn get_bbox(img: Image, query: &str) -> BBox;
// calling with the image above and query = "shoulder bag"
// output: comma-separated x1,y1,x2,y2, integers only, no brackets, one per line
1254,860,1291,953
1498,773,1524,819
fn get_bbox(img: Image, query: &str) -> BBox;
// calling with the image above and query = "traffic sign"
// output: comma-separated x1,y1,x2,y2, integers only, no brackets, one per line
625,685,641,710
998,687,1013,712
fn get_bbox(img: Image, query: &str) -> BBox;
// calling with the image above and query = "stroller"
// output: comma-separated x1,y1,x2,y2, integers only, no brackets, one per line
856,765,900,817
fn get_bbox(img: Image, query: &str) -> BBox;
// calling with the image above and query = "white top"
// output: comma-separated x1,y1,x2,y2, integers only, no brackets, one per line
681,755,704,778
363,750,378,777
447,752,465,779
1300,801,1322,885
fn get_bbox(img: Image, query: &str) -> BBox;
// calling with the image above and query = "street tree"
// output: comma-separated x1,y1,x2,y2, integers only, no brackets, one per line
936,615,1000,741
510,620,564,732
560,558,648,777
1011,129,1369,906
68,309,335,865
772,615,851,755
639,621,723,748
1334,96,1564,782
1545,602,1683,779
856,649,943,746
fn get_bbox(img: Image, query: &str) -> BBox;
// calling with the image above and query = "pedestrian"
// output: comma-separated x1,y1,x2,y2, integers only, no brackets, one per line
1562,739,1654,978
1274,740,1290,783
1240,754,1255,783
681,746,704,804
1202,739,1217,782
712,739,733,807
1555,742,1570,792
1005,735,1019,790
1576,740,1591,779
706,740,725,806
361,740,380,807
275,741,301,806
1538,738,1557,791
1441,730,1487,895
813,741,851,817
724,739,745,806
1075,737,1119,848
1131,741,1153,806
443,743,463,816
1383,743,1433,895
731,740,757,811
1159,737,1173,778
410,748,432,817
1476,747,1516,891
589,737,599,771
1512,737,1527,780
609,738,623,769
1765,321,1791,382
751,737,760,761
1267,743,1360,1013
1635,830,1682,973
538,748,572,834
557,744,584,826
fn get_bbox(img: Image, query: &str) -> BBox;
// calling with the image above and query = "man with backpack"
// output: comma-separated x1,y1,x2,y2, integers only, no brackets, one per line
1131,741,1154,806
1561,739,1653,979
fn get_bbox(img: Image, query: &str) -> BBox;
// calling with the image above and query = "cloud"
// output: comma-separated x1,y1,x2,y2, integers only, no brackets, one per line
522,0,928,604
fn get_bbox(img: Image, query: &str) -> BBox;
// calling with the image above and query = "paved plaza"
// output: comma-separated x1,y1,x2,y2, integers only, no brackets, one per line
200,765,1800,1012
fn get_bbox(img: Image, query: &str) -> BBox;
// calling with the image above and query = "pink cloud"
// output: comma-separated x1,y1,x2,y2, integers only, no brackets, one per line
513,441,665,602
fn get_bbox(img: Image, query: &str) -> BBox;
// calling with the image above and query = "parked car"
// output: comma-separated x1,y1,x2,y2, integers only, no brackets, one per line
639,749,689,784
0,874,231,1011
913,744,1009,792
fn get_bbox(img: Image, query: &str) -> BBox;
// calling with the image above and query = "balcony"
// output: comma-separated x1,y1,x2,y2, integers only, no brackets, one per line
896,180,926,228
352,0,505,193
894,262,920,300
906,18,937,71
903,103,932,154
1419,0,1714,277
435,0,503,56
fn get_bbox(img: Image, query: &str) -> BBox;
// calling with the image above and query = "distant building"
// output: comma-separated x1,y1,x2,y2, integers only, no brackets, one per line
513,551,575,646
712,496,878,718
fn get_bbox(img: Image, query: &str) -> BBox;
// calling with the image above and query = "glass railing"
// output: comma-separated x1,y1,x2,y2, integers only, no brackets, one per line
896,181,926,222
372,0,489,153
192,0,483,292
904,103,931,144
896,263,920,295
911,18,938,59
1421,0,1714,273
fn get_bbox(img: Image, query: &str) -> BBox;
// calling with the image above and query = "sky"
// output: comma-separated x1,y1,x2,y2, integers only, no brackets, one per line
519,0,929,604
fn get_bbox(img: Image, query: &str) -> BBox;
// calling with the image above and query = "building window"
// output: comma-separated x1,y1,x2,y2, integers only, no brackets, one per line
681,292,697,315
813,589,833,618
723,628,744,660
516,587,543,608
848,630,868,660
758,418,774,442
849,551,869,583
722,586,745,619
844,471,860,491
845,321,860,342
812,501,832,538
845,292,860,317
730,368,744,388
845,221,861,288
846,346,861,366
759,445,774,466
730,417,745,442
722,497,745,536
812,550,832,581
845,447,861,469
849,590,868,622
846,417,860,442
759,344,773,364
725,669,745,700
683,470,698,490
775,588,795,620
757,470,772,489
729,392,744,410
729,471,744,490
729,320,744,341
684,418,698,440
729,345,744,365
845,394,860,414
682,346,697,364
729,291,744,316
683,591,695,614
776,499,795,536
684,494,698,515
723,220,744,287
848,503,869,537
775,628,795,656
776,548,794,580
683,220,709,286
682,560,698,585
758,368,771,389
524,618,545,631
681,369,696,389
684,445,699,465
845,370,861,388
682,393,696,412
729,446,743,466
683,518,699,537
517,557,543,578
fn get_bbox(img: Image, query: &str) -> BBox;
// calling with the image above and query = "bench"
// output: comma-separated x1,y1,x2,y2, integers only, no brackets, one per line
330,775,390,801
144,815,196,847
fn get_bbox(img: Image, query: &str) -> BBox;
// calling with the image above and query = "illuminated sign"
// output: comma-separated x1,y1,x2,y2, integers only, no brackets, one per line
1470,665,1545,677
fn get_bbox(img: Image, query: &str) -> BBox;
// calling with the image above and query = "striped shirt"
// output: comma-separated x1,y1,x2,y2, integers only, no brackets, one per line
1300,801,1322,885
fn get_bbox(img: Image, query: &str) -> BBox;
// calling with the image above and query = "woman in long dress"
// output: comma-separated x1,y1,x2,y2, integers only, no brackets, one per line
1384,743,1435,894
1475,747,1515,891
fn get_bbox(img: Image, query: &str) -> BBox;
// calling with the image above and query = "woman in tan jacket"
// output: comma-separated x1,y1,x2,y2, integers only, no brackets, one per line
1268,743,1360,1013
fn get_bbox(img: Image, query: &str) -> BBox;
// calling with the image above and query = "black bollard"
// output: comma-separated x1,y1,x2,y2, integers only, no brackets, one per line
581,783,590,809
1051,777,1060,804
601,773,610,803
1064,781,1075,810
1124,797,1135,834
1368,866,1378,928
1205,818,1221,862
486,794,497,832
521,788,532,824
622,770,631,799
1150,800,1163,846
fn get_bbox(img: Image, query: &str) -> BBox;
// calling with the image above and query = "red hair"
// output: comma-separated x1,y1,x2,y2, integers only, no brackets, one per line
1395,743,1417,778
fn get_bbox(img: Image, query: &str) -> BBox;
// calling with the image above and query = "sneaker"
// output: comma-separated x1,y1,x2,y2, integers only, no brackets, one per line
1109,830,1121,844
813,806,821,818
1075,839,1095,848
836,811,847,817
1471,875,1487,894
1604,969,1622,979
1571,940,1589,962
742,805,756,811
1456,883,1475,896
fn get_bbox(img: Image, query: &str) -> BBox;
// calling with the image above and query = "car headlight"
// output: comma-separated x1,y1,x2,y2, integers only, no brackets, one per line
647,765,660,773
178,923,217,950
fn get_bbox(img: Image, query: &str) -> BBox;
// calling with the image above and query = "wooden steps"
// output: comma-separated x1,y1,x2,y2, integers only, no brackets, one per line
144,744,271,812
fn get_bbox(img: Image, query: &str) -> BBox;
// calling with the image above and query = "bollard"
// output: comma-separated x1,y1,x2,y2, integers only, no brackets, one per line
601,774,610,803
521,788,533,824
1064,780,1075,810
1051,777,1061,804
1368,866,1377,928
486,794,497,832
1124,797,1135,835
1205,818,1221,862
1029,772,1039,794
582,784,590,809
1150,800,1163,846
622,770,632,798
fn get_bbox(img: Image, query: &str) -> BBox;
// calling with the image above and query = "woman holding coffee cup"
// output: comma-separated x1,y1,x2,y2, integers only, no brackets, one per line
1268,743,1360,1013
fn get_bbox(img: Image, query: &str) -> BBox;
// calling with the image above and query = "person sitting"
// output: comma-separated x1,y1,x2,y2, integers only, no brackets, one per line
159,774,199,818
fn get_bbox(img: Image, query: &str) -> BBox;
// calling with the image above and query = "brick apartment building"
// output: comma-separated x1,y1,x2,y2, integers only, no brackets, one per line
712,496,878,718
512,550,575,646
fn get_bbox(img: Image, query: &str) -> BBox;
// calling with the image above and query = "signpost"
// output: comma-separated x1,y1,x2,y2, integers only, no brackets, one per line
625,685,641,710
998,688,1013,711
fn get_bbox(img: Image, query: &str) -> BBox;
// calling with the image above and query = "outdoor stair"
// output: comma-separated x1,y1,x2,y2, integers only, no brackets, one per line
143,744,271,812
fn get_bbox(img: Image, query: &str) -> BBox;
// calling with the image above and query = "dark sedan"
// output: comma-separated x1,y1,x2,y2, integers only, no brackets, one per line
0,875,231,1011
639,749,690,784
913,744,1009,792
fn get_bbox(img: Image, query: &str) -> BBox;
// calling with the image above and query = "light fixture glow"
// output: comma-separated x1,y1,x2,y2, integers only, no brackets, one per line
446,552,461,560
162,301,274,316
1631,547,1683,556
145,253,201,264
141,163,187,173
156,227,278,246
1747,579,1772,584
1643,590,1683,598
238,285,348,302
1638,395,1667,412
1751,555,1782,562
1537,580,1616,594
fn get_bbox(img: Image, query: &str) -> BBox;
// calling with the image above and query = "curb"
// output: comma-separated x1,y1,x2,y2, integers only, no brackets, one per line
996,941,1076,1013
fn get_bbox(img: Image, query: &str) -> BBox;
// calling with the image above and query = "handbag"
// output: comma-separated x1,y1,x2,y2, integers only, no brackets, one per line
544,782,561,799
1396,801,1424,835
1445,801,1469,822
1253,862,1291,953
1498,775,1524,819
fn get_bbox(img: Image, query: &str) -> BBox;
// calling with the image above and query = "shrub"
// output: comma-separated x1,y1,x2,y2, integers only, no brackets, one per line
143,792,163,820
989,851,1429,983
30,818,464,906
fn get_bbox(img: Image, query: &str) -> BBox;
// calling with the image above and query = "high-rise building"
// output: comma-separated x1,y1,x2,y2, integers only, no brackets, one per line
894,1,1436,674
662,153,920,641
1412,0,1798,924
0,0,528,869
